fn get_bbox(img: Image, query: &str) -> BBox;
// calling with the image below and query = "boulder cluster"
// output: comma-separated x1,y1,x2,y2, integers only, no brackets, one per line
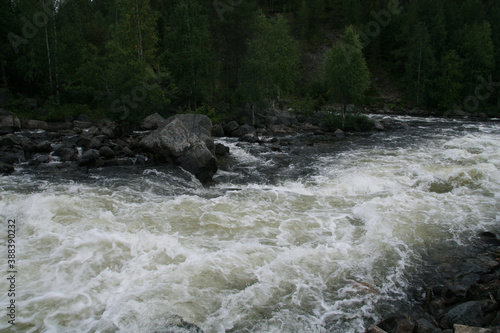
0,108,389,184
0,110,224,184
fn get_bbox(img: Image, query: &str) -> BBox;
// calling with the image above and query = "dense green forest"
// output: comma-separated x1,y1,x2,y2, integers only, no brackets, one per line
1,0,499,124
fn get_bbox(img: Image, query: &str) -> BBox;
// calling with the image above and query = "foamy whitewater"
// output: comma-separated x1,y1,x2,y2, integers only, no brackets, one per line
1,116,500,332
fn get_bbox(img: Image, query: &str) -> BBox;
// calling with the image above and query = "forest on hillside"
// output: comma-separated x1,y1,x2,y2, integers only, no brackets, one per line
0,0,499,124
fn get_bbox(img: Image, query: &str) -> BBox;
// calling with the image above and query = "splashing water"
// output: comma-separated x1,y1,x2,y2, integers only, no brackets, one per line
1,117,500,332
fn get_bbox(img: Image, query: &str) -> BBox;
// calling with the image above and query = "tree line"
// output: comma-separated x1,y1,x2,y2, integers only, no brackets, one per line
0,0,499,124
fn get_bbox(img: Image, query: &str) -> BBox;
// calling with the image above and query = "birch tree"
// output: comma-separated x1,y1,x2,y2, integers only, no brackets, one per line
243,12,299,107
324,25,370,128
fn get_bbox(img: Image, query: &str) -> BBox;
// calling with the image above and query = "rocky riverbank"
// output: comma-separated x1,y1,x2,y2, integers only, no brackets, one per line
0,108,397,184
367,232,500,333
0,110,224,184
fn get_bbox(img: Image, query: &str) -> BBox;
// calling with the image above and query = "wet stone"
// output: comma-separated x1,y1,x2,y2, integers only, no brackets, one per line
215,143,230,156
99,146,115,159
444,301,484,328
0,133,20,146
0,162,14,174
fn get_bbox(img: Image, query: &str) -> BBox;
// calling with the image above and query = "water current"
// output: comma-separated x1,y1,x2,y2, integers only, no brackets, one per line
1,116,500,332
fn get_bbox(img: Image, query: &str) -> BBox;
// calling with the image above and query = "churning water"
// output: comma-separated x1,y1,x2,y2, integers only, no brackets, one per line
1,116,500,332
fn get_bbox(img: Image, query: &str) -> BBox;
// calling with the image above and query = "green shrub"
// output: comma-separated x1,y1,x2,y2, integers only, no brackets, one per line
290,96,315,117
322,112,374,132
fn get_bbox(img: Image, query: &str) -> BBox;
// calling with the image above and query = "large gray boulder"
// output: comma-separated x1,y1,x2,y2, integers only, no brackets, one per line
165,113,212,139
140,117,217,184
142,112,166,130
165,113,215,154
442,301,484,328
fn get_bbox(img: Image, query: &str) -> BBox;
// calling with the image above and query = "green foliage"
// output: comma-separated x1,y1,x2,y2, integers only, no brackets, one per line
403,22,436,106
322,112,374,132
290,95,316,117
324,25,370,127
163,0,214,110
433,50,464,110
243,11,300,106
44,103,100,122
115,0,159,62
3,0,500,120
455,21,494,94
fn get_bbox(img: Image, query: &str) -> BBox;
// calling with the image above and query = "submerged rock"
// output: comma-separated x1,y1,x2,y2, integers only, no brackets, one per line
156,315,205,333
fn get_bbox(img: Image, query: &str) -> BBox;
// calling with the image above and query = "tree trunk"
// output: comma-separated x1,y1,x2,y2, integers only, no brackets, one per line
416,38,422,106
277,85,281,107
252,103,255,127
341,91,346,129
236,54,240,89
53,0,60,100
134,0,143,60
1,61,6,88
41,0,53,89
342,103,346,129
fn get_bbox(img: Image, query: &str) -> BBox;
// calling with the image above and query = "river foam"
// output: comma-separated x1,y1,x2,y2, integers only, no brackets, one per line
1,117,499,332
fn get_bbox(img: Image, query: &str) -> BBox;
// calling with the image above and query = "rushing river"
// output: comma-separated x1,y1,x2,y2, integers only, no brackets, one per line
1,116,500,332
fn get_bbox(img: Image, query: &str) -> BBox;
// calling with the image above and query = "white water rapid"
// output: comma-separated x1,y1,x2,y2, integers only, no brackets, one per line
1,117,500,332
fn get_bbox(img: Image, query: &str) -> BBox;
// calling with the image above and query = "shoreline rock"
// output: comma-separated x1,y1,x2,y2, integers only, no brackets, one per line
367,232,500,333
0,108,383,184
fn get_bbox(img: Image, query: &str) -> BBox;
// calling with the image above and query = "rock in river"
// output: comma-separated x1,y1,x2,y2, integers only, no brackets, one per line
140,117,217,184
